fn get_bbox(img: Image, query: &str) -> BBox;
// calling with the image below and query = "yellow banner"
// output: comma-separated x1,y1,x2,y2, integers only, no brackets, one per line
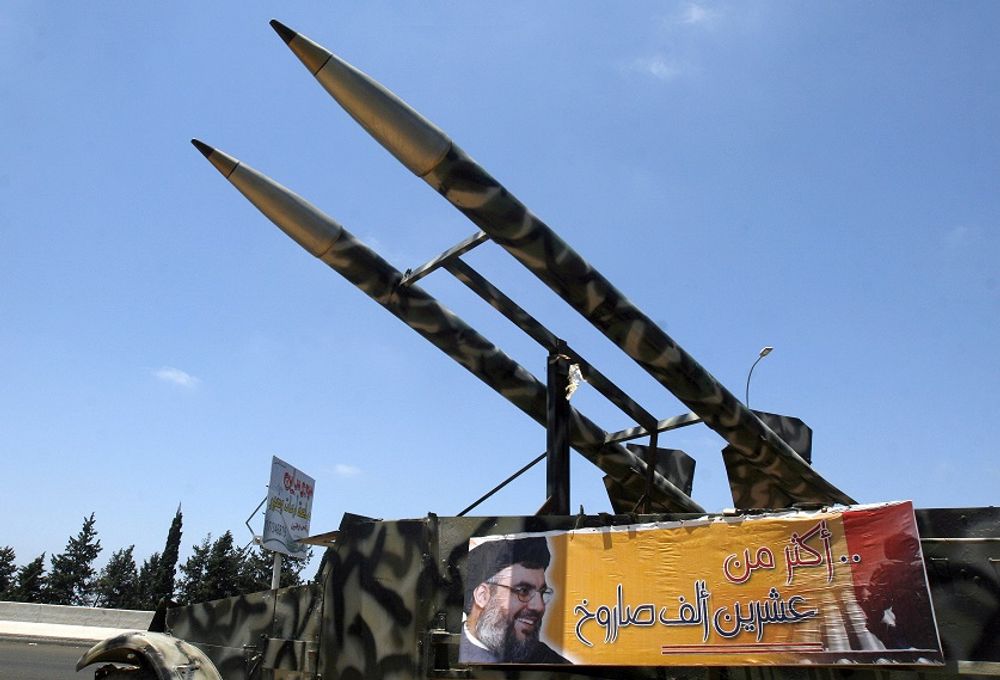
461,502,941,666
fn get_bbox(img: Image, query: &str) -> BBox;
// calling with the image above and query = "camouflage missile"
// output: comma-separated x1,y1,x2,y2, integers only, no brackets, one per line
192,139,702,513
269,21,854,508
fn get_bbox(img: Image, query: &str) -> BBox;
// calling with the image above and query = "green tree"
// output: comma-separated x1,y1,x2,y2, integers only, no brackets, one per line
176,535,212,605
239,546,310,593
45,513,102,605
180,531,263,604
203,531,242,599
136,552,161,610
8,553,46,602
0,546,15,599
177,532,314,605
150,506,183,606
92,546,140,609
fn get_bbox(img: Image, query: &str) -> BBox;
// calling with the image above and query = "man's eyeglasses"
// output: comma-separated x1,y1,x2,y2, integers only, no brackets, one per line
487,581,555,604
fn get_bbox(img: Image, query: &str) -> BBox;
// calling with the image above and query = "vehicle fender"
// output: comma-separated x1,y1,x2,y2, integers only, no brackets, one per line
76,630,222,680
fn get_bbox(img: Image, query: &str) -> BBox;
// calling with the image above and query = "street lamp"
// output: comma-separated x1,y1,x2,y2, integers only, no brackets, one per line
745,346,773,409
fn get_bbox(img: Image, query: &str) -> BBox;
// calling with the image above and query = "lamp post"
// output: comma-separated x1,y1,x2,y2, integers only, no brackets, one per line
745,346,773,409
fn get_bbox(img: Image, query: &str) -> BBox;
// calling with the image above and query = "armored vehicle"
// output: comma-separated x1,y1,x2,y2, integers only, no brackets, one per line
78,20,999,680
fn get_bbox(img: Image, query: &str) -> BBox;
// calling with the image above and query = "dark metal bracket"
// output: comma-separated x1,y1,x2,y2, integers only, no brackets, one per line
400,231,488,287
404,238,694,514
546,349,571,515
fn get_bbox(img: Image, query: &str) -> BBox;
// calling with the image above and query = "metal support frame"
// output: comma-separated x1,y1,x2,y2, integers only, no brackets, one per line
546,349,572,515
446,258,658,430
605,412,704,445
399,231,488,287
642,429,659,514
404,236,690,512
457,451,547,517
251,25,855,514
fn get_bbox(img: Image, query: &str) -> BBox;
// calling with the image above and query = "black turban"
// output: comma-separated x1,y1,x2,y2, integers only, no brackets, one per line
464,536,550,613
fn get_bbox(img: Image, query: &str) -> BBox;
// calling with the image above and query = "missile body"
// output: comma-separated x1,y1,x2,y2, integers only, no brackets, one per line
192,140,702,513
271,22,854,508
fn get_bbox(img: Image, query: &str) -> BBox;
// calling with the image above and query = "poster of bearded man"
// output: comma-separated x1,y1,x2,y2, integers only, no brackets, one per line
461,536,571,664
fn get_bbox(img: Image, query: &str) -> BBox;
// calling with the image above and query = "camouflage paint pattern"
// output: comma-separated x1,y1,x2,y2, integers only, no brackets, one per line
601,444,697,514
81,508,998,679
624,444,697,497
77,18,1000,680
76,629,223,679
192,141,700,514
723,412,816,510
269,21,852,510
162,585,323,679
752,412,814,464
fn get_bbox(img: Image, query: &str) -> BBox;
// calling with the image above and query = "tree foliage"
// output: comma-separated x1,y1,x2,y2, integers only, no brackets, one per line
0,546,15,598
1,510,315,607
151,506,183,606
177,534,220,605
240,545,310,593
8,553,46,602
136,552,162,610
177,533,310,604
178,531,245,604
204,531,243,599
44,513,102,605
92,546,139,609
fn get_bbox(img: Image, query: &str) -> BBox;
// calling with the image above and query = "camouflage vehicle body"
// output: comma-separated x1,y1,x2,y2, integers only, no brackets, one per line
80,508,1000,679
77,20,1000,680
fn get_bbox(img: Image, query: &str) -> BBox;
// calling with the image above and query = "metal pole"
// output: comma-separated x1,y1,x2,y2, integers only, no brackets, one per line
270,552,281,590
745,346,773,409
643,429,659,515
458,451,547,516
546,350,571,515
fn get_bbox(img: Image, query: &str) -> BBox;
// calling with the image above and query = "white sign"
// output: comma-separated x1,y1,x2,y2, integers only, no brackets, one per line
262,456,315,559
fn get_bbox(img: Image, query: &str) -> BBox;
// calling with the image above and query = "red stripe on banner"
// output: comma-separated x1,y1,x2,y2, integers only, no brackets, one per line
662,643,825,654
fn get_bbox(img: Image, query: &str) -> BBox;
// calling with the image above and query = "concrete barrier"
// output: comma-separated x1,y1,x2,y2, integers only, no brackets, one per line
0,602,153,628
0,602,153,643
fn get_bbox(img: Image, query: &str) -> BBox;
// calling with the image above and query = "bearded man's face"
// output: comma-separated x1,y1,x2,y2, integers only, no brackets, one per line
474,564,548,661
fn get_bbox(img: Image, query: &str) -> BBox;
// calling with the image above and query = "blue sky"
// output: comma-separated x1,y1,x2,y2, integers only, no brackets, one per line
2,2,997,571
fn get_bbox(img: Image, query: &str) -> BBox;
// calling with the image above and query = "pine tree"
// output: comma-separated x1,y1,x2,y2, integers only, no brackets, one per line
93,546,140,609
176,536,211,605
239,546,310,593
240,546,276,593
9,553,46,602
0,546,15,599
203,531,242,600
45,513,102,605
136,552,162,610
177,531,249,604
177,532,313,605
150,506,183,607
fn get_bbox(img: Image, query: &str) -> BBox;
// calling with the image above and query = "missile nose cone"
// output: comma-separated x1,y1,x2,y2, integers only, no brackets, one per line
191,139,238,178
269,19,331,75
191,138,214,158
192,141,343,258
272,23,452,177
269,19,296,45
